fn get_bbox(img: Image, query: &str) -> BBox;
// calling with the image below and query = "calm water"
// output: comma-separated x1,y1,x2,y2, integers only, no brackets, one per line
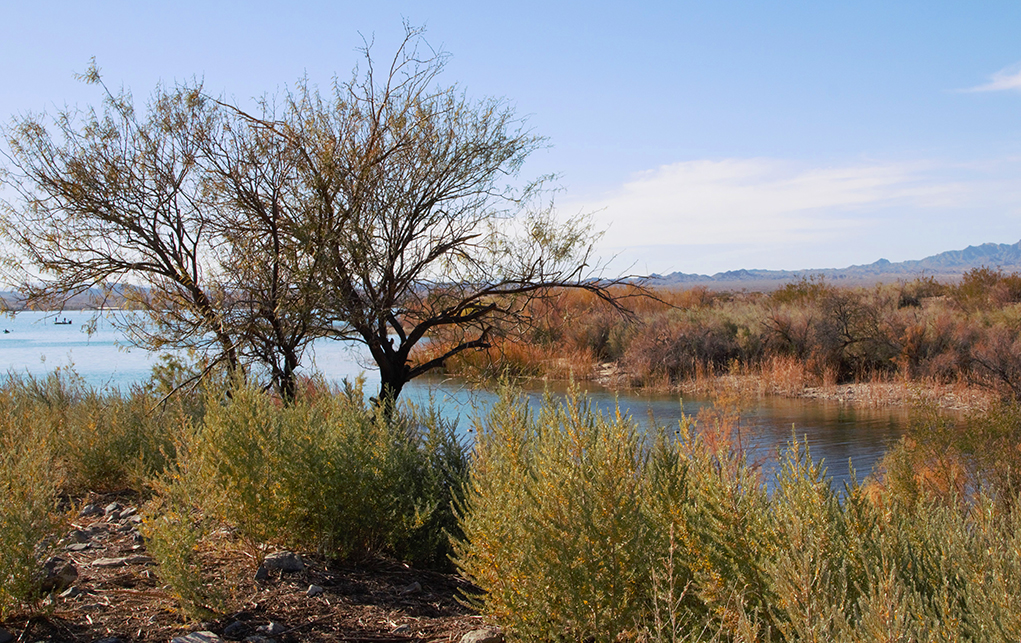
0,311,909,487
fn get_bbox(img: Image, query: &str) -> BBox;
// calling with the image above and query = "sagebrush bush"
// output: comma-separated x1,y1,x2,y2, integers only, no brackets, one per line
171,379,467,567
456,389,654,641
142,464,219,619
0,371,182,492
458,390,1021,642
0,429,60,619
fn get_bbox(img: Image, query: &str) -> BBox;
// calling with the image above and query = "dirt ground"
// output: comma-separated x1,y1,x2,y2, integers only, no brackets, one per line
1,493,487,643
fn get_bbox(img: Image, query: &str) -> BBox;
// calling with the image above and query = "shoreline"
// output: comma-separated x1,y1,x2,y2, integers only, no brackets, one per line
589,362,997,413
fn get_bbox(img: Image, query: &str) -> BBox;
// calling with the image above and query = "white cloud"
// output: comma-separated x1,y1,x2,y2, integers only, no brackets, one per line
963,62,1021,92
561,157,1021,275
571,158,959,249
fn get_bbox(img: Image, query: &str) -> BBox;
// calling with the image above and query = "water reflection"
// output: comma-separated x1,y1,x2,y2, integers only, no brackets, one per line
397,376,909,489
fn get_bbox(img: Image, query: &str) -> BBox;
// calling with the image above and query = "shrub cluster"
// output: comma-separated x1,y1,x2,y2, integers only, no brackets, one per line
6,367,1021,639
0,372,468,617
157,380,467,566
0,371,184,616
456,390,1021,641
424,270,1021,399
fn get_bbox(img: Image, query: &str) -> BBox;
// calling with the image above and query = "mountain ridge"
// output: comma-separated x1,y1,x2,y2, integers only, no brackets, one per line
649,240,1021,289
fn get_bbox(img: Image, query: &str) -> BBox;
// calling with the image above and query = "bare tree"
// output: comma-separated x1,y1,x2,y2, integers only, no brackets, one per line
234,26,624,405
2,27,626,405
0,67,326,400
1,72,243,374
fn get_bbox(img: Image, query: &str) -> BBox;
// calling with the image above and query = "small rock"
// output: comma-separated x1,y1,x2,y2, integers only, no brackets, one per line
306,584,323,597
129,514,144,524
132,531,145,544
0,627,12,643
92,557,129,568
460,628,505,643
68,528,92,543
118,507,137,520
253,565,270,582
66,542,91,552
124,555,154,565
103,502,122,516
262,551,304,573
171,632,222,643
256,622,286,636
58,586,84,599
79,503,103,517
392,624,411,634
400,581,422,595
242,637,273,643
39,556,78,593
222,621,248,640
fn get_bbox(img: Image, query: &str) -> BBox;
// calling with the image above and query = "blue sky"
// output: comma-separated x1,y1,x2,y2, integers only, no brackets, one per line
2,2,1020,274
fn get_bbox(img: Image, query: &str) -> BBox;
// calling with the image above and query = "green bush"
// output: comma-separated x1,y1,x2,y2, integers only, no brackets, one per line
169,380,467,567
456,389,653,641
458,391,1021,642
0,399,61,618
0,371,181,492
142,466,219,619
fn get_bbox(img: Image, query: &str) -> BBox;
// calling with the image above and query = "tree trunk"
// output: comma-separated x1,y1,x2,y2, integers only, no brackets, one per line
373,357,409,417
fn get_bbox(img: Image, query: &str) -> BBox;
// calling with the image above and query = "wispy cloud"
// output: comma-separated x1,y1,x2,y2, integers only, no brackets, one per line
962,62,1021,92
571,158,960,249
564,157,1021,274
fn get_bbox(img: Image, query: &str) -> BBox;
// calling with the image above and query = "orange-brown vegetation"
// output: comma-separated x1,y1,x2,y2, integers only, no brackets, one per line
417,269,1021,406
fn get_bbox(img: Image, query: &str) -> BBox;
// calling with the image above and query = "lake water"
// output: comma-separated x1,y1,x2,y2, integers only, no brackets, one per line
0,311,909,487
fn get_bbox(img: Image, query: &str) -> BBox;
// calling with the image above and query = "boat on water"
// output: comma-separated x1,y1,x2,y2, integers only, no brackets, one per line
54,318,72,325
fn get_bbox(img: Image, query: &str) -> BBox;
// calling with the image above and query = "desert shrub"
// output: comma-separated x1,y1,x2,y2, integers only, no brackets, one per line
176,380,467,567
762,307,815,363
763,288,904,383
893,309,967,381
969,324,1021,398
459,390,1021,642
456,390,654,641
878,400,1021,510
0,421,60,619
770,276,834,306
898,275,948,308
646,401,774,638
457,390,777,641
0,372,180,492
952,267,1021,311
142,454,219,619
623,311,753,385
425,275,1021,395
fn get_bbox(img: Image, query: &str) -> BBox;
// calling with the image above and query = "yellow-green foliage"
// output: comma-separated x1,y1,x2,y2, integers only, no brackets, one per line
0,427,60,619
172,380,467,566
458,391,1021,642
0,372,182,492
142,460,218,619
455,390,653,641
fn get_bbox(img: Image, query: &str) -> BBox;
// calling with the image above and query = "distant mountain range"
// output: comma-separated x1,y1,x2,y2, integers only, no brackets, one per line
648,239,1021,290
4,240,1021,307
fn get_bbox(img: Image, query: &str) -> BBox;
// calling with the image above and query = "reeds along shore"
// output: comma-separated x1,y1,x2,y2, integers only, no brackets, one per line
1,370,1021,640
417,268,1021,405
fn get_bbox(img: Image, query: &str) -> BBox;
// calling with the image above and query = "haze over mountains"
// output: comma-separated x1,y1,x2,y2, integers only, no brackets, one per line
649,240,1021,290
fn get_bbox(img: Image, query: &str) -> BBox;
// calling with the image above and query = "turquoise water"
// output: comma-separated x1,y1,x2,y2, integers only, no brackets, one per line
0,311,908,487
